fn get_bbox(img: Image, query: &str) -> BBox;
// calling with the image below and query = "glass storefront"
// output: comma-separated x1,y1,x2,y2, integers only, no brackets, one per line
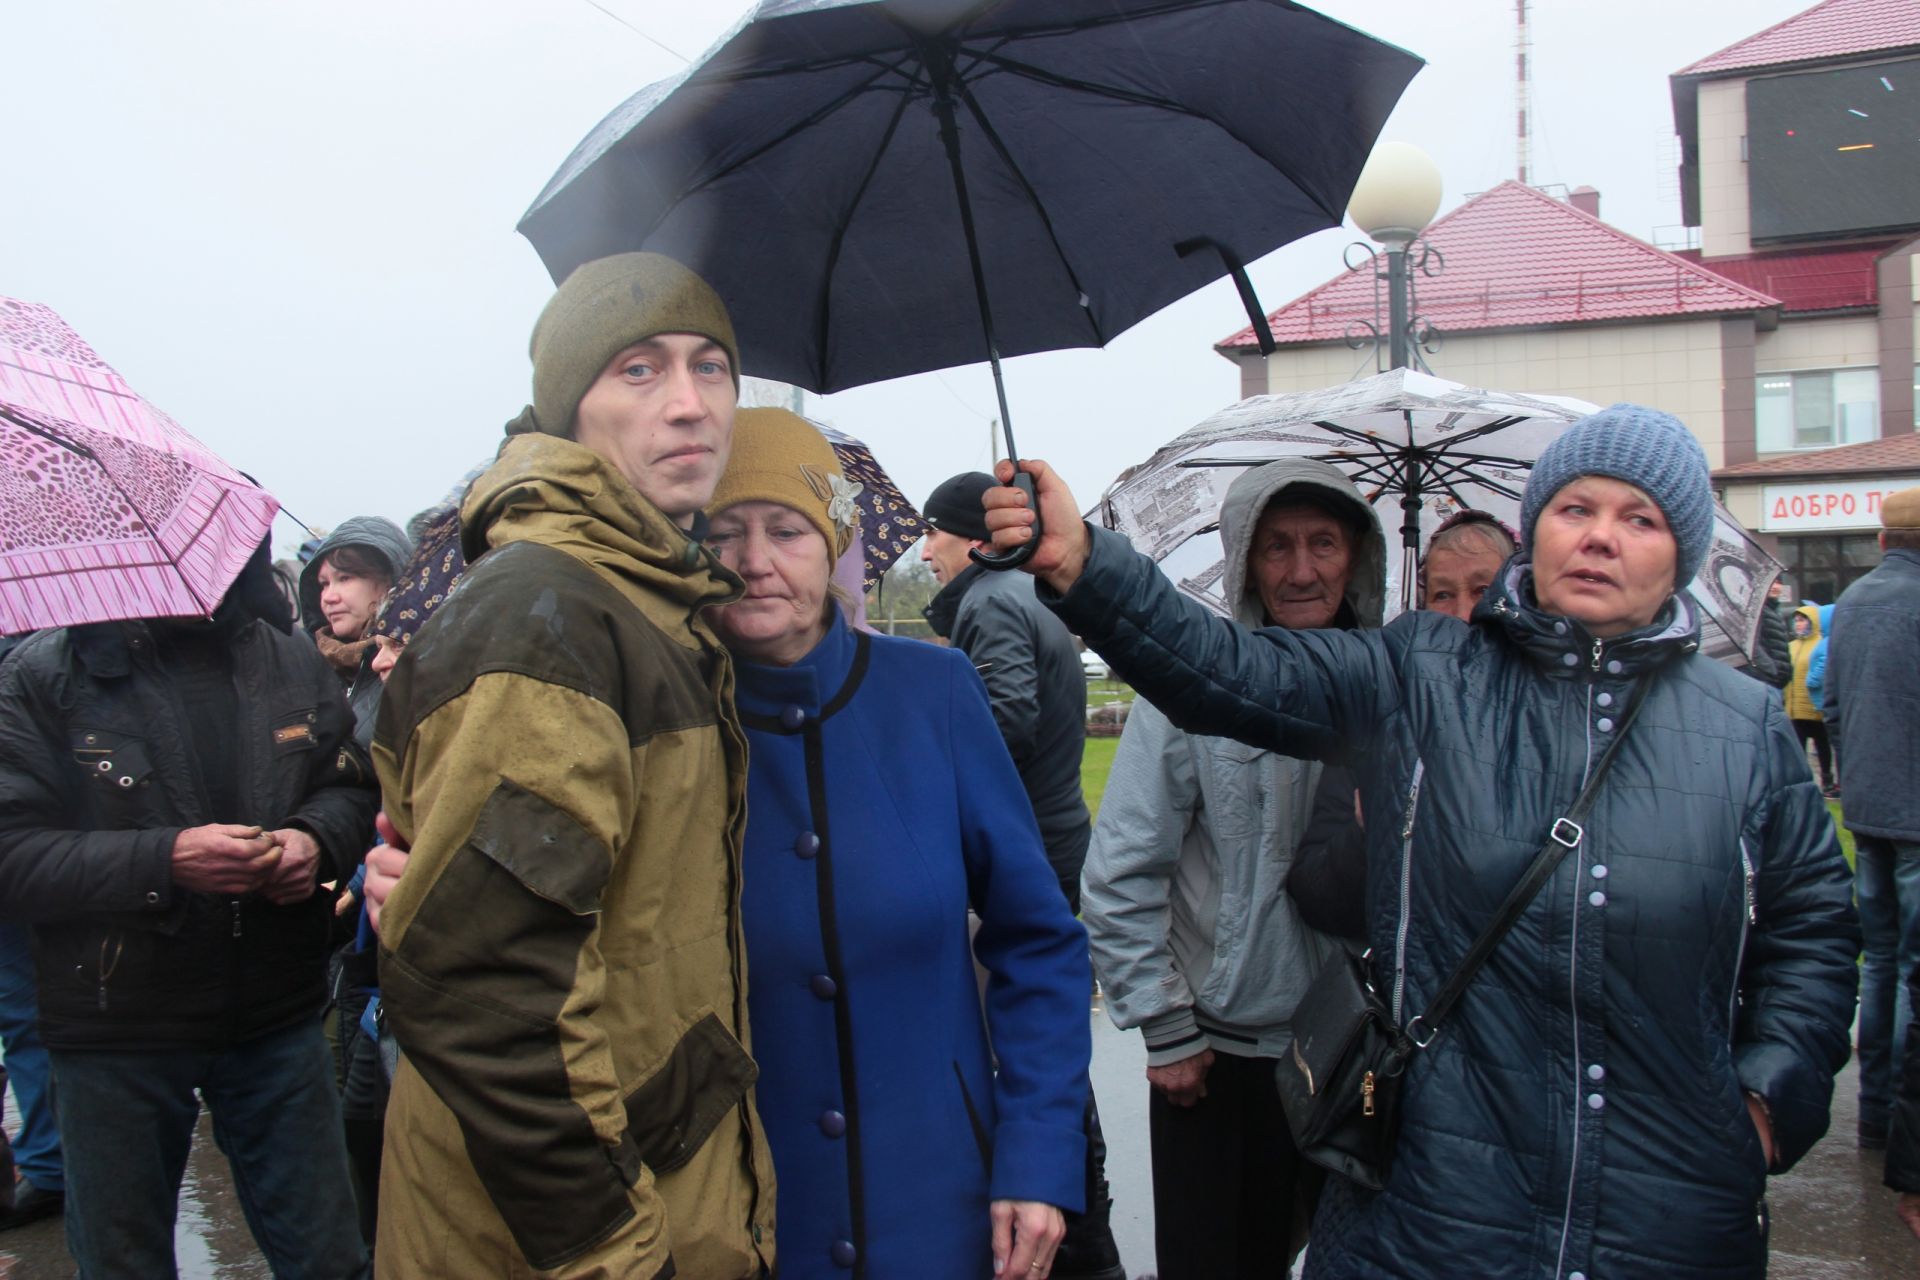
1774,532,1883,604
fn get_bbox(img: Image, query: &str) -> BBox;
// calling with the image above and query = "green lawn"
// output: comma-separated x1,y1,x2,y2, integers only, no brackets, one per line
1081,737,1119,819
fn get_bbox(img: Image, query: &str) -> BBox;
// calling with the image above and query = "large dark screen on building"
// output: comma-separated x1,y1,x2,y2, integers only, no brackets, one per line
1747,57,1920,241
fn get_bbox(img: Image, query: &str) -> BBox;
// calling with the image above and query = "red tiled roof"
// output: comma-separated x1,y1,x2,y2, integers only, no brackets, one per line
1217,182,1778,351
1714,432,1920,480
1676,0,1920,77
1675,240,1896,313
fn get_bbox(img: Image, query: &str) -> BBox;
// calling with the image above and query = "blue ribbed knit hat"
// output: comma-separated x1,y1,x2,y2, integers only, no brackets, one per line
1521,403,1713,588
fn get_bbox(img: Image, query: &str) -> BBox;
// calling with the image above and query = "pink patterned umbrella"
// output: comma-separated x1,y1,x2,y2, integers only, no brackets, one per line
0,296,280,634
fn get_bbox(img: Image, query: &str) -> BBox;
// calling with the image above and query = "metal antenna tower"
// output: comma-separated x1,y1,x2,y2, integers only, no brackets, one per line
1515,0,1533,184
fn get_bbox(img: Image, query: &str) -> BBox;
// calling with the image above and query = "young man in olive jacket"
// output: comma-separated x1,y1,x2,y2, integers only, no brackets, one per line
0,547,376,1278
370,253,775,1279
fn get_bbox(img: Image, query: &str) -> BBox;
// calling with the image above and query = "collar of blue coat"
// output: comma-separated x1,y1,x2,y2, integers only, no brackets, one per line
732,611,870,729
1477,555,1700,679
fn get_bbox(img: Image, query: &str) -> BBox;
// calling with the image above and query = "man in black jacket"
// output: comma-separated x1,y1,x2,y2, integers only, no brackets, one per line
921,471,1121,1280
923,472,1093,904
1750,578,1793,690
0,546,375,1278
1826,490,1920,1220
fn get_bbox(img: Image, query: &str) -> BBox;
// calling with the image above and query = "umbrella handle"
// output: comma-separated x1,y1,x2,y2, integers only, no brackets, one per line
969,471,1040,571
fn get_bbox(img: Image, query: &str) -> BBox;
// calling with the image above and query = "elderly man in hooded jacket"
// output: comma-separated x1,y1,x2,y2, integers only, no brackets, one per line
1083,459,1377,1279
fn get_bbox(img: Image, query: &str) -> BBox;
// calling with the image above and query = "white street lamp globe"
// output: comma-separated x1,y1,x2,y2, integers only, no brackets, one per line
1348,142,1442,245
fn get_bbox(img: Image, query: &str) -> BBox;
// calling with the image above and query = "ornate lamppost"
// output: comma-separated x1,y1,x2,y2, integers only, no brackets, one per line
1344,141,1444,372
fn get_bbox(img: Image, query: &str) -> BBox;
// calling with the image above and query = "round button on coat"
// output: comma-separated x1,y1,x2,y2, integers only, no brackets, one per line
1596,717,1614,733
831,1240,857,1268
1587,1093,1606,1110
1587,1063,1606,1081
819,1109,847,1138
810,974,838,1000
794,832,821,859
780,704,807,731
1589,890,1608,908
1597,691,1614,708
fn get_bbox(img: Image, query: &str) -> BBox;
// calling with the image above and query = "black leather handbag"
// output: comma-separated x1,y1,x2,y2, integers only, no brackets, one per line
1276,685,1648,1190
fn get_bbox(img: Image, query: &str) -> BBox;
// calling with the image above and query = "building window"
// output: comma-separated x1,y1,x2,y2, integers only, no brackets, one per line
1756,368,1878,452
1775,533,1881,604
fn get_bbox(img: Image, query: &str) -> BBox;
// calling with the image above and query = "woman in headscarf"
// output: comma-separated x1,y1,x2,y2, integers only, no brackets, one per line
980,403,1858,1280
1418,510,1518,622
701,408,1092,1279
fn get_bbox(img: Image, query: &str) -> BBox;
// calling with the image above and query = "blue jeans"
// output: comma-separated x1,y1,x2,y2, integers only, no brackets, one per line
1855,835,1920,1135
0,923,61,1193
49,1020,368,1280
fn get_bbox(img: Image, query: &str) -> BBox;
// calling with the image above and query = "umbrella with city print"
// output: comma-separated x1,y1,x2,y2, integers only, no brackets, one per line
1095,368,1782,664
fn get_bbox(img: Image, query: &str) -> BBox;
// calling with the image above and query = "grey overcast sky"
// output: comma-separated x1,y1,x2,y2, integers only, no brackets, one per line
3,0,1811,551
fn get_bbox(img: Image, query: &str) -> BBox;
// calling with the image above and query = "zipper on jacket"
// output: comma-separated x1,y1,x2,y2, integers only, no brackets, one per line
231,899,243,939
1391,760,1426,1024
1731,839,1756,1032
1589,637,1604,672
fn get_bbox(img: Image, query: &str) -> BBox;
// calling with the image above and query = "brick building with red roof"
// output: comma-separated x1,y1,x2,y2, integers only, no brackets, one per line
1218,0,1920,599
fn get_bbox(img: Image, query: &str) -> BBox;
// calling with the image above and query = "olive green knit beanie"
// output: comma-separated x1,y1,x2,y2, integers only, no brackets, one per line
507,252,740,438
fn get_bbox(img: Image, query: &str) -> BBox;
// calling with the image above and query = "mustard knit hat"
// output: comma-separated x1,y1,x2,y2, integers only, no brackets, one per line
508,252,739,437
707,408,860,558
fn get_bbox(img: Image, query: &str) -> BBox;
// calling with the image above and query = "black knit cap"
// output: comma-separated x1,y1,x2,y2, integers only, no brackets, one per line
922,471,995,542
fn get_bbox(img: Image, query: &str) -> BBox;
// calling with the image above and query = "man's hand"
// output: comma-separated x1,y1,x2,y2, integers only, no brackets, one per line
1898,1193,1920,1240
982,459,1090,595
991,1198,1065,1278
1146,1047,1215,1108
170,824,281,896
361,811,413,937
262,828,323,905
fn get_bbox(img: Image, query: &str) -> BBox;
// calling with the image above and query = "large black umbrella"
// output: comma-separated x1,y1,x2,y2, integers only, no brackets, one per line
519,0,1421,564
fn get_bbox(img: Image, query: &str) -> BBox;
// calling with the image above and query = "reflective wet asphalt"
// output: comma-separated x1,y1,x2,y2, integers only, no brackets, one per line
3,1002,1913,1277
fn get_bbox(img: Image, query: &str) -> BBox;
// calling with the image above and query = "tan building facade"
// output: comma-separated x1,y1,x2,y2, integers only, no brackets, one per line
1219,0,1920,600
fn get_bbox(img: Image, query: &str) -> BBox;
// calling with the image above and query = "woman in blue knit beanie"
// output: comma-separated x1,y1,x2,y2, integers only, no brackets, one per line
976,401,1859,1279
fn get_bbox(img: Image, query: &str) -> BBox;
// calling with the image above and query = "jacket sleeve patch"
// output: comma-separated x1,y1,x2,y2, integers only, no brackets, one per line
621,1012,758,1173
468,780,613,916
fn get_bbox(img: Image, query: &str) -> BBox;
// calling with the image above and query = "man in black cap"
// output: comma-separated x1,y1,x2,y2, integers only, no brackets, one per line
921,471,1122,1280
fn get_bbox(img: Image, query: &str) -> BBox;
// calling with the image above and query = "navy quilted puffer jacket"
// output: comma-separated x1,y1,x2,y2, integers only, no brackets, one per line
1049,528,1858,1280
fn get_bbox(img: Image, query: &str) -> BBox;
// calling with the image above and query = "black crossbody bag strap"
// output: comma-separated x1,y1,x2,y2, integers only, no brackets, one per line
1404,679,1651,1047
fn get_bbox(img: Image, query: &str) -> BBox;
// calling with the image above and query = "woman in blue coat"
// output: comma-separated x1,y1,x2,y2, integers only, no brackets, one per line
981,405,1858,1279
705,409,1091,1280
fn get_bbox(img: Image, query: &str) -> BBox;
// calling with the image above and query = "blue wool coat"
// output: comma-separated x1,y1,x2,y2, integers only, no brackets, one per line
733,617,1091,1280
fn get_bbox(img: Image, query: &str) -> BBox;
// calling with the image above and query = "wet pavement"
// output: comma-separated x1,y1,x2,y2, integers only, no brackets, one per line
4,1008,1915,1277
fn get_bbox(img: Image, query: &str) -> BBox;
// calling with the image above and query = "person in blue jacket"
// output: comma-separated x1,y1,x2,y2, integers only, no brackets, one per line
703,409,1092,1280
980,404,1858,1280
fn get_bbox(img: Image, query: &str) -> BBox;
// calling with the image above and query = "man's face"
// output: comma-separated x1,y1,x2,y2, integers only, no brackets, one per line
920,527,976,585
572,333,736,528
1247,502,1355,629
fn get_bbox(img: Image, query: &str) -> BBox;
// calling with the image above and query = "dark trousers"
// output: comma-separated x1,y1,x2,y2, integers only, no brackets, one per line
1793,718,1833,787
1149,1051,1314,1280
50,1020,368,1280
1857,836,1920,1138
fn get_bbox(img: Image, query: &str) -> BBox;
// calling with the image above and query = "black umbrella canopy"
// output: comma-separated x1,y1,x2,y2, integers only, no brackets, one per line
519,0,1422,395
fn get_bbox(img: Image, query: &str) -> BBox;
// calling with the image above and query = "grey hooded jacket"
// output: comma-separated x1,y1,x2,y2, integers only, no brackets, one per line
1082,459,1384,1065
297,516,412,746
